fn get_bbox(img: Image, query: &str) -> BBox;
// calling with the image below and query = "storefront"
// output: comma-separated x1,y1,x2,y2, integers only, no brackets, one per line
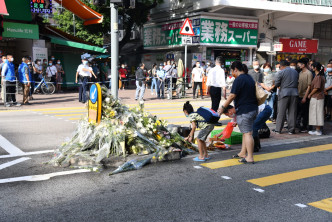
276,38,319,61
143,14,258,72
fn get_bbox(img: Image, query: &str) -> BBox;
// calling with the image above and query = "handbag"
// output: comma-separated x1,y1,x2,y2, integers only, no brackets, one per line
256,82,268,106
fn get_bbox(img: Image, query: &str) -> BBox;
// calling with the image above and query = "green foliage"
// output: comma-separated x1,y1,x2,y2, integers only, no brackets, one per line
49,0,163,47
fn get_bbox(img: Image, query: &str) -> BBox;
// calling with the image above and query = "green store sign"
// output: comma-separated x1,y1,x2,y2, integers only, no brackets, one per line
144,17,258,49
3,22,39,40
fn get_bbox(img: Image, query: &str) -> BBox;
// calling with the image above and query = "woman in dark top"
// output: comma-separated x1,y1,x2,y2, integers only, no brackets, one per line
218,61,258,164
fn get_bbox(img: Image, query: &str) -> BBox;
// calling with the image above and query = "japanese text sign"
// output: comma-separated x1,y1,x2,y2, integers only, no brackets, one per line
31,0,53,14
279,38,318,54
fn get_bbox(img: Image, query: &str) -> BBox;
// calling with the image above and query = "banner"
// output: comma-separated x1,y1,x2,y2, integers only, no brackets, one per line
32,47,48,62
3,22,39,39
279,38,318,54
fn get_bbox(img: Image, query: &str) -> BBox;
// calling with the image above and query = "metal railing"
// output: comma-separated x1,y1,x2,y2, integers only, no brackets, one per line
271,0,332,6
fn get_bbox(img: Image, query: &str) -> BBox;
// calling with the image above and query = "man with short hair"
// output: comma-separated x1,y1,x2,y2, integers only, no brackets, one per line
297,58,313,132
2,55,20,107
156,63,166,99
248,60,263,83
18,57,31,105
206,56,226,111
135,63,146,101
274,60,299,134
192,61,204,99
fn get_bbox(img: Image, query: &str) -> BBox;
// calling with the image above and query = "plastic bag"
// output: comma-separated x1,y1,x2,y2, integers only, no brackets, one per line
221,122,234,140
110,157,152,175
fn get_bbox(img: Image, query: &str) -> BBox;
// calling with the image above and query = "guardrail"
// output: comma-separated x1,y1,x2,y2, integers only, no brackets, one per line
271,0,332,6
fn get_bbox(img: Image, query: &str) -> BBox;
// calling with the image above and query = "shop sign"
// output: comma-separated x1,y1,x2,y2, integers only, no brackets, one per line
279,38,318,54
88,83,102,124
200,18,258,47
32,47,48,62
31,0,53,14
2,22,39,39
143,17,258,49
274,43,283,52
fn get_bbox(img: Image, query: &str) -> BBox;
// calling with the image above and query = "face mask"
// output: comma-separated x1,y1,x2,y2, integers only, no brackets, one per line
49,63,53,66
83,61,88,65
51,58,55,60
27,62,31,65
37,61,41,65
196,64,200,68
57,62,61,64
290,66,296,69
276,68,280,72
185,114,189,117
122,66,125,68
253,65,259,70
9,58,14,62
4,59,8,63
229,113,236,118
159,66,163,69
44,61,47,64
263,68,270,73
327,68,332,73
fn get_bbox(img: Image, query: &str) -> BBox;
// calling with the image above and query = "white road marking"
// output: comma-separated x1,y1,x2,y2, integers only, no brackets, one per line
0,157,30,170
58,118,62,120
221,176,232,180
0,150,54,159
72,122,76,124
194,166,202,169
0,135,25,156
295,203,308,208
253,188,265,193
0,169,91,184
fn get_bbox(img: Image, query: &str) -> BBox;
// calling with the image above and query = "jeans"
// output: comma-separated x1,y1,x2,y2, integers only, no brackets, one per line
157,79,164,98
266,92,276,118
151,78,157,94
79,76,88,103
253,105,272,137
135,80,145,100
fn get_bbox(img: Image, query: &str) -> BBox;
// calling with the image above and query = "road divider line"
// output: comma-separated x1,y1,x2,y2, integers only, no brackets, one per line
0,135,25,156
0,150,54,159
0,169,91,184
308,197,332,213
55,114,85,117
247,164,332,187
70,118,81,120
42,110,87,114
0,157,31,170
201,144,332,169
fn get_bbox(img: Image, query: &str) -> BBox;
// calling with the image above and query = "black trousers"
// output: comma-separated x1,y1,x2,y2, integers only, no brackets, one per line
297,97,310,130
6,84,16,103
273,95,278,120
193,82,203,98
210,86,221,112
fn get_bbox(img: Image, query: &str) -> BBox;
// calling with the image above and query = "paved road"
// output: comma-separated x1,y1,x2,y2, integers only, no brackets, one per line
0,93,331,221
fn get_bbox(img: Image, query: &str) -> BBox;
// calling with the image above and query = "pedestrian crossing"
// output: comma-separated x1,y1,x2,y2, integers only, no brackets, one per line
200,143,332,213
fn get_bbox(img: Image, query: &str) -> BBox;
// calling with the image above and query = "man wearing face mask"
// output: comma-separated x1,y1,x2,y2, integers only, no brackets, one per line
75,57,96,103
297,58,313,132
156,63,166,99
18,57,32,105
46,60,58,84
290,59,300,74
192,61,204,99
2,55,20,107
55,60,65,93
50,56,56,65
248,60,263,83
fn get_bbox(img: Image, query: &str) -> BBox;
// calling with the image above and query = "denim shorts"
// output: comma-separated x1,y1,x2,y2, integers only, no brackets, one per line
197,124,214,141
236,110,258,133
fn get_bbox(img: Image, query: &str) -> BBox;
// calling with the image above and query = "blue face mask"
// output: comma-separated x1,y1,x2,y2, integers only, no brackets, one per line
327,68,332,73
185,114,189,117
83,61,88,65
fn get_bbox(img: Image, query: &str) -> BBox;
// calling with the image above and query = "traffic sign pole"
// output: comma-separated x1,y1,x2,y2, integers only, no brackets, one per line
184,44,187,97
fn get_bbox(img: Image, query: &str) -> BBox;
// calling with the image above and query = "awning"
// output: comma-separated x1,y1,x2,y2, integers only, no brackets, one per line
51,37,107,53
0,0,9,16
54,0,103,26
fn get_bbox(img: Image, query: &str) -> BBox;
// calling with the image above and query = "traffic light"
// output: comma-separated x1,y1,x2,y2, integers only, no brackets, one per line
0,15,4,40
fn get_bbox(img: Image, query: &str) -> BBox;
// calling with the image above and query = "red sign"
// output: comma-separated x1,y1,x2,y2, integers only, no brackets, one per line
179,18,195,36
279,38,318,54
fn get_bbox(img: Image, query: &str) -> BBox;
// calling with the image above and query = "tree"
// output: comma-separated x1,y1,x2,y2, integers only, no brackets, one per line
48,0,163,49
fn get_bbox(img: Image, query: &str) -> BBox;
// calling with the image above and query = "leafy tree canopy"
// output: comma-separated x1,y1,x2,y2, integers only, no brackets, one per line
48,0,163,48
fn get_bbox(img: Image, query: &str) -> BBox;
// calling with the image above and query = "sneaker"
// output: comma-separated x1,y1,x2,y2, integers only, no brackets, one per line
5,103,11,107
288,131,295,135
316,131,323,136
308,130,316,135
272,129,281,134
300,129,308,133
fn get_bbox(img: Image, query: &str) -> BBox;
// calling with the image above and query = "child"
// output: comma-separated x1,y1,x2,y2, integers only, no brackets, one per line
183,101,215,162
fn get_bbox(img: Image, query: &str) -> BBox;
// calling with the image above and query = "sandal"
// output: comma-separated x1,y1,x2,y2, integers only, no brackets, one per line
205,156,211,160
232,154,245,159
238,158,255,164
193,157,206,162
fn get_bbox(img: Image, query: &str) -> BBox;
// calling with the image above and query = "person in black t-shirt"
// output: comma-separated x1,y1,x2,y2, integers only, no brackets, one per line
218,61,258,164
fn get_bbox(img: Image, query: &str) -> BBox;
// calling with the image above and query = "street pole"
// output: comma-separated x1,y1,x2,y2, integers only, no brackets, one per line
184,44,187,97
73,14,76,36
110,3,119,99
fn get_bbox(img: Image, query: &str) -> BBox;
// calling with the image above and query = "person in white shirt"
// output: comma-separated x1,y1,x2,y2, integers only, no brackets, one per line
205,62,212,77
206,57,226,111
46,61,58,83
192,61,204,99
75,58,96,103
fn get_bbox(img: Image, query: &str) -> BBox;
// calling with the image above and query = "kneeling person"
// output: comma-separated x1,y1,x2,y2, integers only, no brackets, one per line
183,101,215,162
221,104,272,152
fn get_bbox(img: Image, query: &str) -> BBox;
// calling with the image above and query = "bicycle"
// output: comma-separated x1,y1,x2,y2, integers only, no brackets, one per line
33,76,55,94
